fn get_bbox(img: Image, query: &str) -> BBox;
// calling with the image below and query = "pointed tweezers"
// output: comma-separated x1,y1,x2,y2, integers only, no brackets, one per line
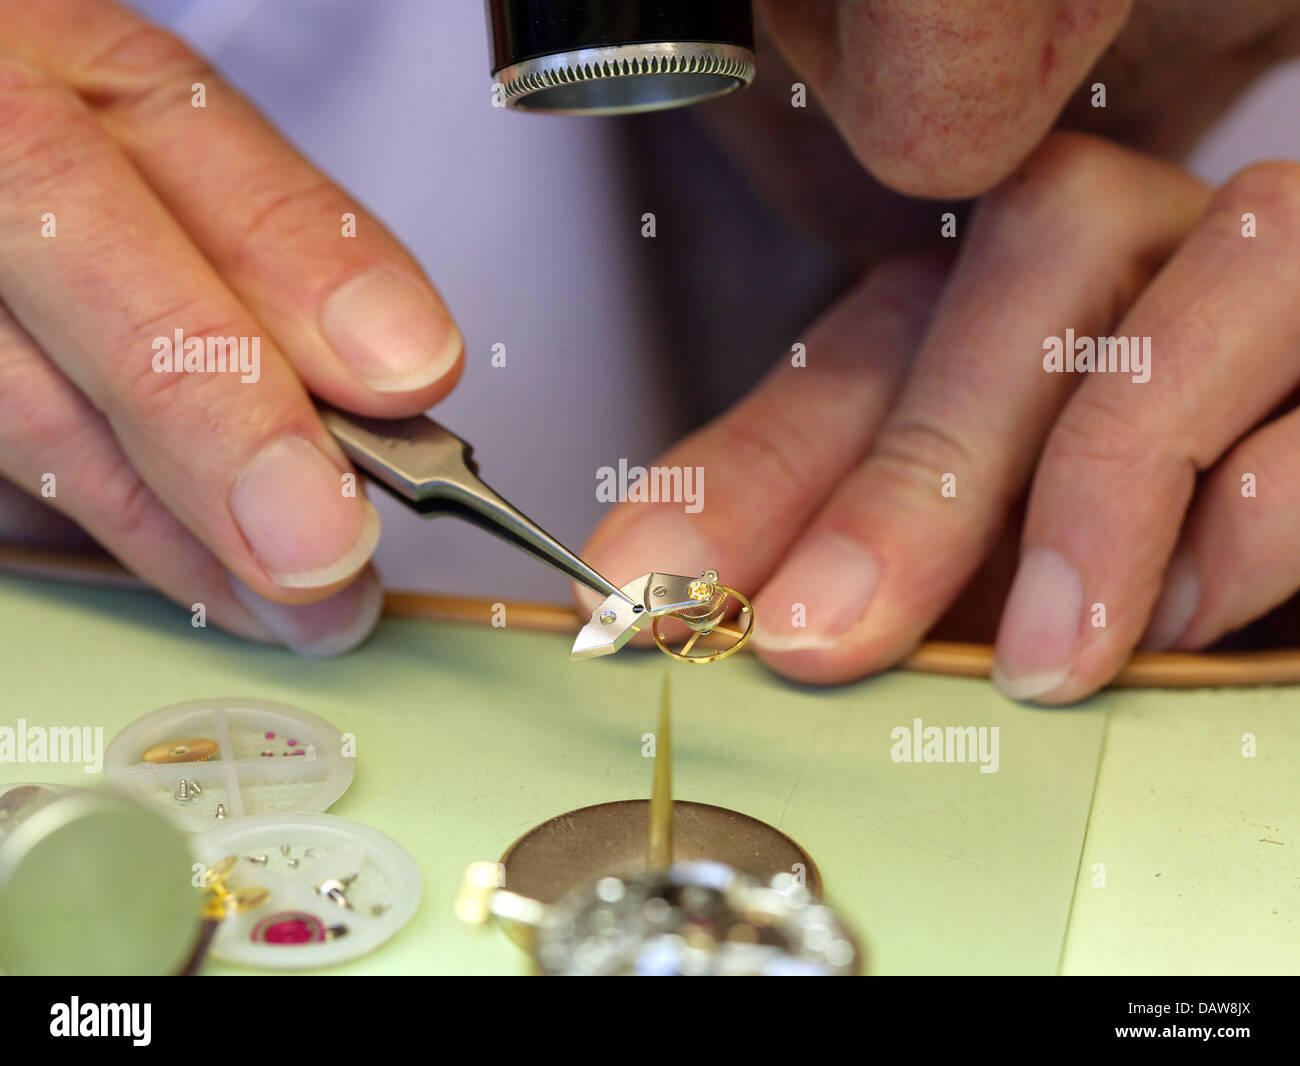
319,405,635,608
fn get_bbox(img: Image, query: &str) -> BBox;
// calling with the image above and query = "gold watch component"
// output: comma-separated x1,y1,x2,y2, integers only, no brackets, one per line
571,569,754,664
142,737,220,764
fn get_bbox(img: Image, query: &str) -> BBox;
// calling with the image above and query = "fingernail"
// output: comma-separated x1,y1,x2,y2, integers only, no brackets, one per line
321,267,461,391
230,568,383,657
751,530,881,652
1141,550,1199,650
230,436,380,588
992,547,1083,701
576,508,713,615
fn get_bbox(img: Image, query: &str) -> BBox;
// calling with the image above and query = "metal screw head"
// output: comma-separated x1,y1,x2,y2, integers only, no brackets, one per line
599,609,617,625
652,585,668,597
317,878,354,909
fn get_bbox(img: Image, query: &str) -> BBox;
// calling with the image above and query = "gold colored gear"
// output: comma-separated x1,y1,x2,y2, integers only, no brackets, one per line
142,736,219,764
652,586,753,664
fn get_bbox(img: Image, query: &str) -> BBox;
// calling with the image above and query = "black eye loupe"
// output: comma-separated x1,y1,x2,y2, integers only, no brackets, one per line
487,0,755,115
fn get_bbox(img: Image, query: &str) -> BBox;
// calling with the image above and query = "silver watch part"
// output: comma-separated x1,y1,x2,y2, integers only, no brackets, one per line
532,861,859,976
569,572,710,660
495,41,755,115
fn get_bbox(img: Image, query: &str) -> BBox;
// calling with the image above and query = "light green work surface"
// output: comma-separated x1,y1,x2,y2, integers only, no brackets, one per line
3,573,1291,974
1061,687,1299,975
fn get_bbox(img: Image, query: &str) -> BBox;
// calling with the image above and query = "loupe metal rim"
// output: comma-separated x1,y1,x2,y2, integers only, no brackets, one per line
495,41,756,115
0,787,111,884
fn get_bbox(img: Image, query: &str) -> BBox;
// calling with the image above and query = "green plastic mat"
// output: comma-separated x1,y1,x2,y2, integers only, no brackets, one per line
1,574,1294,974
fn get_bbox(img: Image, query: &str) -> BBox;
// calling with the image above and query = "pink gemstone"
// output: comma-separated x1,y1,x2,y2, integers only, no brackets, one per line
265,731,275,740
287,739,298,747
257,914,322,944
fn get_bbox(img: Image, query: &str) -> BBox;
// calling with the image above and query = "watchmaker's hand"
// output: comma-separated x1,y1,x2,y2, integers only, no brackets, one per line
581,134,1300,702
0,0,463,654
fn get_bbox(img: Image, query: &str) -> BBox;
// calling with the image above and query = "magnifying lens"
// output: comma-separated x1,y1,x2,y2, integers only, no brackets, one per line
0,784,200,976
488,0,756,115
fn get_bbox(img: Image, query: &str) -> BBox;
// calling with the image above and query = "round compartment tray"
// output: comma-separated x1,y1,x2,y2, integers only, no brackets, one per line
104,698,354,832
192,812,421,971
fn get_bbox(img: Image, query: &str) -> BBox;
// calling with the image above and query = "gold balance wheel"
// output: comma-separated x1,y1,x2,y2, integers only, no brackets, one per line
651,575,754,664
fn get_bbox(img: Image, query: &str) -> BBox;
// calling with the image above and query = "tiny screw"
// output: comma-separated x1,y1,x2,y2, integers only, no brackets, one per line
317,874,357,909
214,804,227,820
652,585,668,597
599,610,616,625
245,854,268,865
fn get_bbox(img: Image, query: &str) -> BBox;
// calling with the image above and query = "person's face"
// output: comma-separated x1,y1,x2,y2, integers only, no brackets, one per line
760,0,1132,197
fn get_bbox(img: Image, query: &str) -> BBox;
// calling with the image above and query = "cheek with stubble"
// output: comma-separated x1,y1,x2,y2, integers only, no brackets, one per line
759,0,1131,198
